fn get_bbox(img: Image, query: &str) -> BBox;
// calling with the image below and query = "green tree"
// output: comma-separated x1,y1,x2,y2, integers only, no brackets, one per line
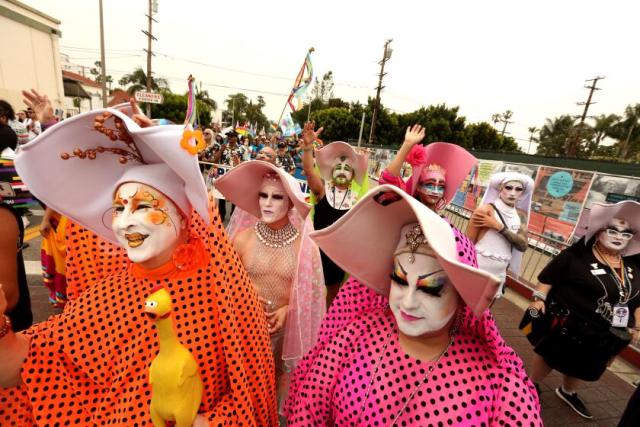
464,122,521,152
222,93,249,125
308,107,360,142
245,100,269,131
195,89,217,112
527,126,539,154
583,114,619,156
150,91,211,126
610,104,640,158
399,104,468,147
536,115,577,156
311,71,334,102
118,67,169,95
89,61,113,90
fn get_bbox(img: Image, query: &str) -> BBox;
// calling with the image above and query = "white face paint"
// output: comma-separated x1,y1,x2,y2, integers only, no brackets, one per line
499,180,525,207
258,178,290,224
598,218,634,253
332,157,354,186
388,252,459,337
112,182,184,265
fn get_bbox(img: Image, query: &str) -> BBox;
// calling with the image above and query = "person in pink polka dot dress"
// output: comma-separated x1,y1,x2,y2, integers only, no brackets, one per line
285,185,542,426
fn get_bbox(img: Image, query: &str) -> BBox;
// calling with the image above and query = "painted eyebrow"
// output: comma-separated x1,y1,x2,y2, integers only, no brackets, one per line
397,260,444,281
417,269,445,281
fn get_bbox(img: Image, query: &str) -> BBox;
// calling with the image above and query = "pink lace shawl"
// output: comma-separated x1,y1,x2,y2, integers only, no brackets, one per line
226,207,326,371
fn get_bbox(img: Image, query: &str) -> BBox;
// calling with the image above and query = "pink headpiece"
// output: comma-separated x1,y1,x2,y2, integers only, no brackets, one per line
421,164,446,182
404,142,477,205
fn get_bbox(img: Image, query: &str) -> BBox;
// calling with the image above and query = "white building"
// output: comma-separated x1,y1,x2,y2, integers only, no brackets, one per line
62,70,102,117
0,0,64,116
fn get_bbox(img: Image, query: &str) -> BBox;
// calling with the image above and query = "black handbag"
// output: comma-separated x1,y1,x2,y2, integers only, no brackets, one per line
519,300,568,346
523,300,632,381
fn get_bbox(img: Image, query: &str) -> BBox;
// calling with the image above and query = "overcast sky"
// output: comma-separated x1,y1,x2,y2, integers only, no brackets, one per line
25,0,640,151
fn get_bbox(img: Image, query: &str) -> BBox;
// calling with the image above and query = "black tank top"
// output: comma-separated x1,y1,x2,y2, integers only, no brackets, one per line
313,194,350,286
1,204,33,331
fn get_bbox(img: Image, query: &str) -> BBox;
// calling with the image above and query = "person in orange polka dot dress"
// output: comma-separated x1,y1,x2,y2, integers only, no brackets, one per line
0,100,278,426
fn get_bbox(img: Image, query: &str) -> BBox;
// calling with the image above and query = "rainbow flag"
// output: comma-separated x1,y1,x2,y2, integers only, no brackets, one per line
287,49,314,112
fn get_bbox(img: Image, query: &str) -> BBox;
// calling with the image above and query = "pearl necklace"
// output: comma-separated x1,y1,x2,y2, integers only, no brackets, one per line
254,221,299,248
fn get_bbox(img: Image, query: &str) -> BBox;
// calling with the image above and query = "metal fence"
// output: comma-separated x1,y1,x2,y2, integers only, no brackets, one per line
442,205,570,287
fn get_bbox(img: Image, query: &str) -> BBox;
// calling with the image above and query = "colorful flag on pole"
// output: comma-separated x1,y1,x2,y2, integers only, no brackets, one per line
184,75,197,126
280,112,302,137
287,48,314,112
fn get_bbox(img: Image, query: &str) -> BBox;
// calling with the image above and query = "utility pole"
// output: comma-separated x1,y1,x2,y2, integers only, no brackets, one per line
368,39,392,144
570,76,604,157
98,0,107,107
358,111,365,147
142,0,158,116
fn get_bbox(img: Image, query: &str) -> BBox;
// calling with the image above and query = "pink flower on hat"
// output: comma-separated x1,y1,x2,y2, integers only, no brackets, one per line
406,145,427,167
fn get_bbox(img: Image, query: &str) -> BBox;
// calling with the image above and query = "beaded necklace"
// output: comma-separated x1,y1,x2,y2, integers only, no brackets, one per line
254,221,299,248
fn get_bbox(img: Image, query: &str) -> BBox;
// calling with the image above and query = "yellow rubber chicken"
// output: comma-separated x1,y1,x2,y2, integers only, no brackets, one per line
145,285,204,427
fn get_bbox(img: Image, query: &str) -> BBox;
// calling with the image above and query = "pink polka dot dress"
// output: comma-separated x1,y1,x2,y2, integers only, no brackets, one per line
285,279,542,426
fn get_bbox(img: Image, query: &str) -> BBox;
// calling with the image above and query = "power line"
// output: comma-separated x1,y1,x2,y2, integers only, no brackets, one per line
61,45,371,89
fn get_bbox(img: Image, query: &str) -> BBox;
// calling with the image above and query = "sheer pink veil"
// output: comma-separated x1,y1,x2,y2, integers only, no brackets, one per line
226,206,326,371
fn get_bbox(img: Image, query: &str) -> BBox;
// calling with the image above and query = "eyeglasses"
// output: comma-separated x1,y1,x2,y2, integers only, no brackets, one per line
605,228,635,240
503,185,524,192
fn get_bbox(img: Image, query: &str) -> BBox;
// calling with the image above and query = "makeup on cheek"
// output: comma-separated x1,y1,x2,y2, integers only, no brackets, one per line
146,210,168,226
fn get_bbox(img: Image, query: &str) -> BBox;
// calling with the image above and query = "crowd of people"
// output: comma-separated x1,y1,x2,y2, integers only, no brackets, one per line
0,90,639,426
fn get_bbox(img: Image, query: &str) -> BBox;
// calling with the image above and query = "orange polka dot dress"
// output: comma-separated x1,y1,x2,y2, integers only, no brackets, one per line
0,203,278,426
64,220,127,300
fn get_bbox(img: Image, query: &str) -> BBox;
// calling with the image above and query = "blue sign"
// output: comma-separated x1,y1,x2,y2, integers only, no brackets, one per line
547,171,573,198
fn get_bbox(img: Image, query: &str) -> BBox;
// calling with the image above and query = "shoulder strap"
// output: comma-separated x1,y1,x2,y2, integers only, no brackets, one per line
489,202,508,228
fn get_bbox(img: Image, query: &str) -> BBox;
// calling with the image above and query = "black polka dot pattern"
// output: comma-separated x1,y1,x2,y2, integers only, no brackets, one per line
0,203,278,426
285,224,540,426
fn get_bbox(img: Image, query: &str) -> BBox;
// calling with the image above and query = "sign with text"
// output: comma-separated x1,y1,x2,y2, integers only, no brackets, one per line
529,166,594,242
134,91,164,104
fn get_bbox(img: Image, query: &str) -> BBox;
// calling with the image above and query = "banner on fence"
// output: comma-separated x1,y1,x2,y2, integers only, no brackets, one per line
529,166,594,243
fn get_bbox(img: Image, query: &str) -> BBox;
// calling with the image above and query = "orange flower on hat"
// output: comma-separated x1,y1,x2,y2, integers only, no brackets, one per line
180,129,205,155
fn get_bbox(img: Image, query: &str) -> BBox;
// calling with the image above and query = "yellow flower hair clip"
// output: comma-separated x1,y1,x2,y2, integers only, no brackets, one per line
180,128,205,156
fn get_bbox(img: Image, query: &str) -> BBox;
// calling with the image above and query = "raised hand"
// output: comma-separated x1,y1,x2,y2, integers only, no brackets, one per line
301,121,323,149
403,124,426,147
126,98,154,128
22,89,54,123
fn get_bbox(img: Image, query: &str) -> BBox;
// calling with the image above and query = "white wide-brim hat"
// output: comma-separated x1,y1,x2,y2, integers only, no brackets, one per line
585,201,640,256
315,141,368,184
310,184,500,316
214,160,311,219
14,107,209,245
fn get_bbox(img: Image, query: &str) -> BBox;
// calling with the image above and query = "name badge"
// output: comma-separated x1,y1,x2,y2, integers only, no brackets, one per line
612,304,630,328
591,269,606,276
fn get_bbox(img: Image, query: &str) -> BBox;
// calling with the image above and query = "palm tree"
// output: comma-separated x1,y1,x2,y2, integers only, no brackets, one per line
118,67,169,95
610,104,640,158
536,115,576,156
195,89,217,111
527,126,539,154
584,114,619,156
